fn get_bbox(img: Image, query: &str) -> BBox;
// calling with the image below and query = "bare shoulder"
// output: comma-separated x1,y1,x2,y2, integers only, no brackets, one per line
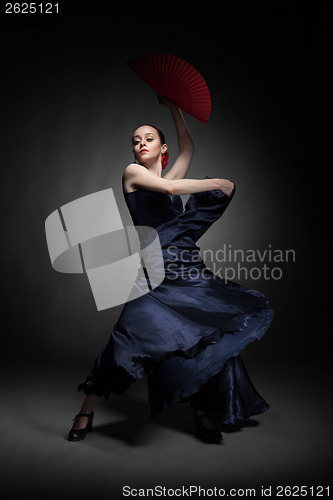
123,163,145,178
122,163,145,193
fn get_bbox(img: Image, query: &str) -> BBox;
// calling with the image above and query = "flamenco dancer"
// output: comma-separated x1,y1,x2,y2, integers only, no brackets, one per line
68,94,274,444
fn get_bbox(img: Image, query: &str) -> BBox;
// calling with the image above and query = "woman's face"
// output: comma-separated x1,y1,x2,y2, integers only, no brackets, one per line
132,126,167,165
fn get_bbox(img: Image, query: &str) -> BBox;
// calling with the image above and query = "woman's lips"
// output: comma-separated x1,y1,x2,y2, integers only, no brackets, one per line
140,149,148,154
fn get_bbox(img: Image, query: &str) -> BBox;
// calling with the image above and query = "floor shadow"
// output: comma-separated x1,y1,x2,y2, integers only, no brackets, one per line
149,403,196,437
93,401,195,444
92,417,153,444
219,418,260,433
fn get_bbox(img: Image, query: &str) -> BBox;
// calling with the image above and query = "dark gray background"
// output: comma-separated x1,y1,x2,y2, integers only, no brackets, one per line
1,2,332,499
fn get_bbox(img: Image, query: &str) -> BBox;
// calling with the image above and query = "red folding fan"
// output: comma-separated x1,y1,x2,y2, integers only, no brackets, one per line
127,53,211,124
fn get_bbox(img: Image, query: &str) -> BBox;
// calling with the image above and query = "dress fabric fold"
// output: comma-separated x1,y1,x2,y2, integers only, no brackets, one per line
78,180,274,424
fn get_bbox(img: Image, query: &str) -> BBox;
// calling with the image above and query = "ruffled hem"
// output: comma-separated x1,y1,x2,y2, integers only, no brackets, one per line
203,400,270,426
145,306,274,417
78,354,136,400
110,279,271,380
113,281,271,374
78,305,273,414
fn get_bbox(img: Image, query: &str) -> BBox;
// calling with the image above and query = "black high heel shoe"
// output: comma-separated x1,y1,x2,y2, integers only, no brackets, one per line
67,412,94,442
193,411,223,444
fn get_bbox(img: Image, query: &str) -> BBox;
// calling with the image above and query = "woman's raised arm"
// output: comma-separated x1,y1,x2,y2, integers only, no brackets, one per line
158,95,194,181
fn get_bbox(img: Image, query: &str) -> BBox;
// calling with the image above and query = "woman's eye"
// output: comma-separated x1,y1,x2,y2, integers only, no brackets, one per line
147,138,153,142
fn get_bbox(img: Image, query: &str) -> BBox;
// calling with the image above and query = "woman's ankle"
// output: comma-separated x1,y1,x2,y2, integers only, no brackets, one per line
72,414,90,431
195,410,218,431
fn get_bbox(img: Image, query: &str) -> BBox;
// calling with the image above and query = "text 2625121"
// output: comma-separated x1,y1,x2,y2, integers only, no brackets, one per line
5,3,59,13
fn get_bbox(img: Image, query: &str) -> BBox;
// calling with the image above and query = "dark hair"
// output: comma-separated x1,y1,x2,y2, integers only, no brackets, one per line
150,125,166,145
132,124,166,145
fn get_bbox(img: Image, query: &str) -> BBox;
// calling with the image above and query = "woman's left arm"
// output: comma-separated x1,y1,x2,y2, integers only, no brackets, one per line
159,95,195,180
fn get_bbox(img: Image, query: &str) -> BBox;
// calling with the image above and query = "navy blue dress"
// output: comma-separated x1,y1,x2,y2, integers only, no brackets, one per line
78,181,274,425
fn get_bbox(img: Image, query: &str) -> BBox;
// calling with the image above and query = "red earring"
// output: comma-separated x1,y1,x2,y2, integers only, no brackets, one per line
161,152,169,169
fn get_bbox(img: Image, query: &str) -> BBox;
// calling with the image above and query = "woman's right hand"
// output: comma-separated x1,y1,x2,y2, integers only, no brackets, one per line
157,93,177,109
218,179,235,197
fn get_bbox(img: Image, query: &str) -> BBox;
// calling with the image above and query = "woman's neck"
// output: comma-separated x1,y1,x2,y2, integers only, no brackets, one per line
141,160,162,178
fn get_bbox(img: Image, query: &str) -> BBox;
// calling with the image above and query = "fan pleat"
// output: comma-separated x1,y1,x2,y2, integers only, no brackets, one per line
127,53,211,123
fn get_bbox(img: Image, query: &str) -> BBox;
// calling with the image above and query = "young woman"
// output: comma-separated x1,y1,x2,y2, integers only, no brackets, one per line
68,95,273,444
